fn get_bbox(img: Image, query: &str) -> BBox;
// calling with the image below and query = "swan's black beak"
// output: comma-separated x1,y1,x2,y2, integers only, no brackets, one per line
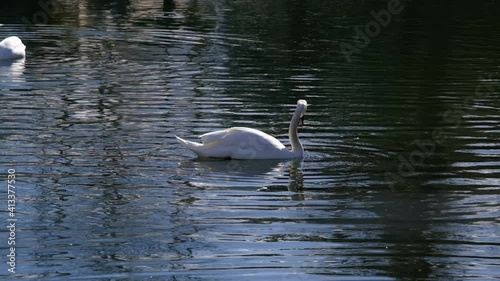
299,116,305,127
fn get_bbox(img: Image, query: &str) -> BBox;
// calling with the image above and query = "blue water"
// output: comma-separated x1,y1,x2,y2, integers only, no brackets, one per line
0,0,499,280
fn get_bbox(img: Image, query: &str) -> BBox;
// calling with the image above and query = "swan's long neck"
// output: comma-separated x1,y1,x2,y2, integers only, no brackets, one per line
289,109,303,155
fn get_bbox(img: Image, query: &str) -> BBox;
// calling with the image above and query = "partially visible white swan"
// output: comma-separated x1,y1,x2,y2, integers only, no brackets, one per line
0,37,26,60
176,99,308,159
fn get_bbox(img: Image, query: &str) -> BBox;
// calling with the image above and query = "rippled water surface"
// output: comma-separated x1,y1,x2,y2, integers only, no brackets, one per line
1,0,499,280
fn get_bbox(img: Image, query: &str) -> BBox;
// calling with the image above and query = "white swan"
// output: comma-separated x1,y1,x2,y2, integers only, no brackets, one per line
176,99,308,159
0,37,26,60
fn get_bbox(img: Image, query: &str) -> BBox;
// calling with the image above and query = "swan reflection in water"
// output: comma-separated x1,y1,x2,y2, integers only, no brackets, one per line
182,158,304,192
0,58,25,82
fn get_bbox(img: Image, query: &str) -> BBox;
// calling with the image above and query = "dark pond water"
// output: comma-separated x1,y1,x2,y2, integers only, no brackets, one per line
1,0,499,280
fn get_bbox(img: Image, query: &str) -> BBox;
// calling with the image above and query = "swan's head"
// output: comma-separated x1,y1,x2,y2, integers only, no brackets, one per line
296,99,307,126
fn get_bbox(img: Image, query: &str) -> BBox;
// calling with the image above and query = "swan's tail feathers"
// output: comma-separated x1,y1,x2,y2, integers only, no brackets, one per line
175,135,188,146
175,135,201,148
175,136,204,157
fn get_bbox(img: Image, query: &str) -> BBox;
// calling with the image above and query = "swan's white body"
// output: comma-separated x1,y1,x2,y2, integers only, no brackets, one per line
176,100,308,159
0,37,26,60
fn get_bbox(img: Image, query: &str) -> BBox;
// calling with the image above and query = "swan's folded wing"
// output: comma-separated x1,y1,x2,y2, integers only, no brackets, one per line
200,128,256,144
199,129,231,145
200,127,285,150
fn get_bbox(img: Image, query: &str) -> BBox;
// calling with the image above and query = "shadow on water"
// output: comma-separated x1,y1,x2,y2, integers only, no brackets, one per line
364,190,450,280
